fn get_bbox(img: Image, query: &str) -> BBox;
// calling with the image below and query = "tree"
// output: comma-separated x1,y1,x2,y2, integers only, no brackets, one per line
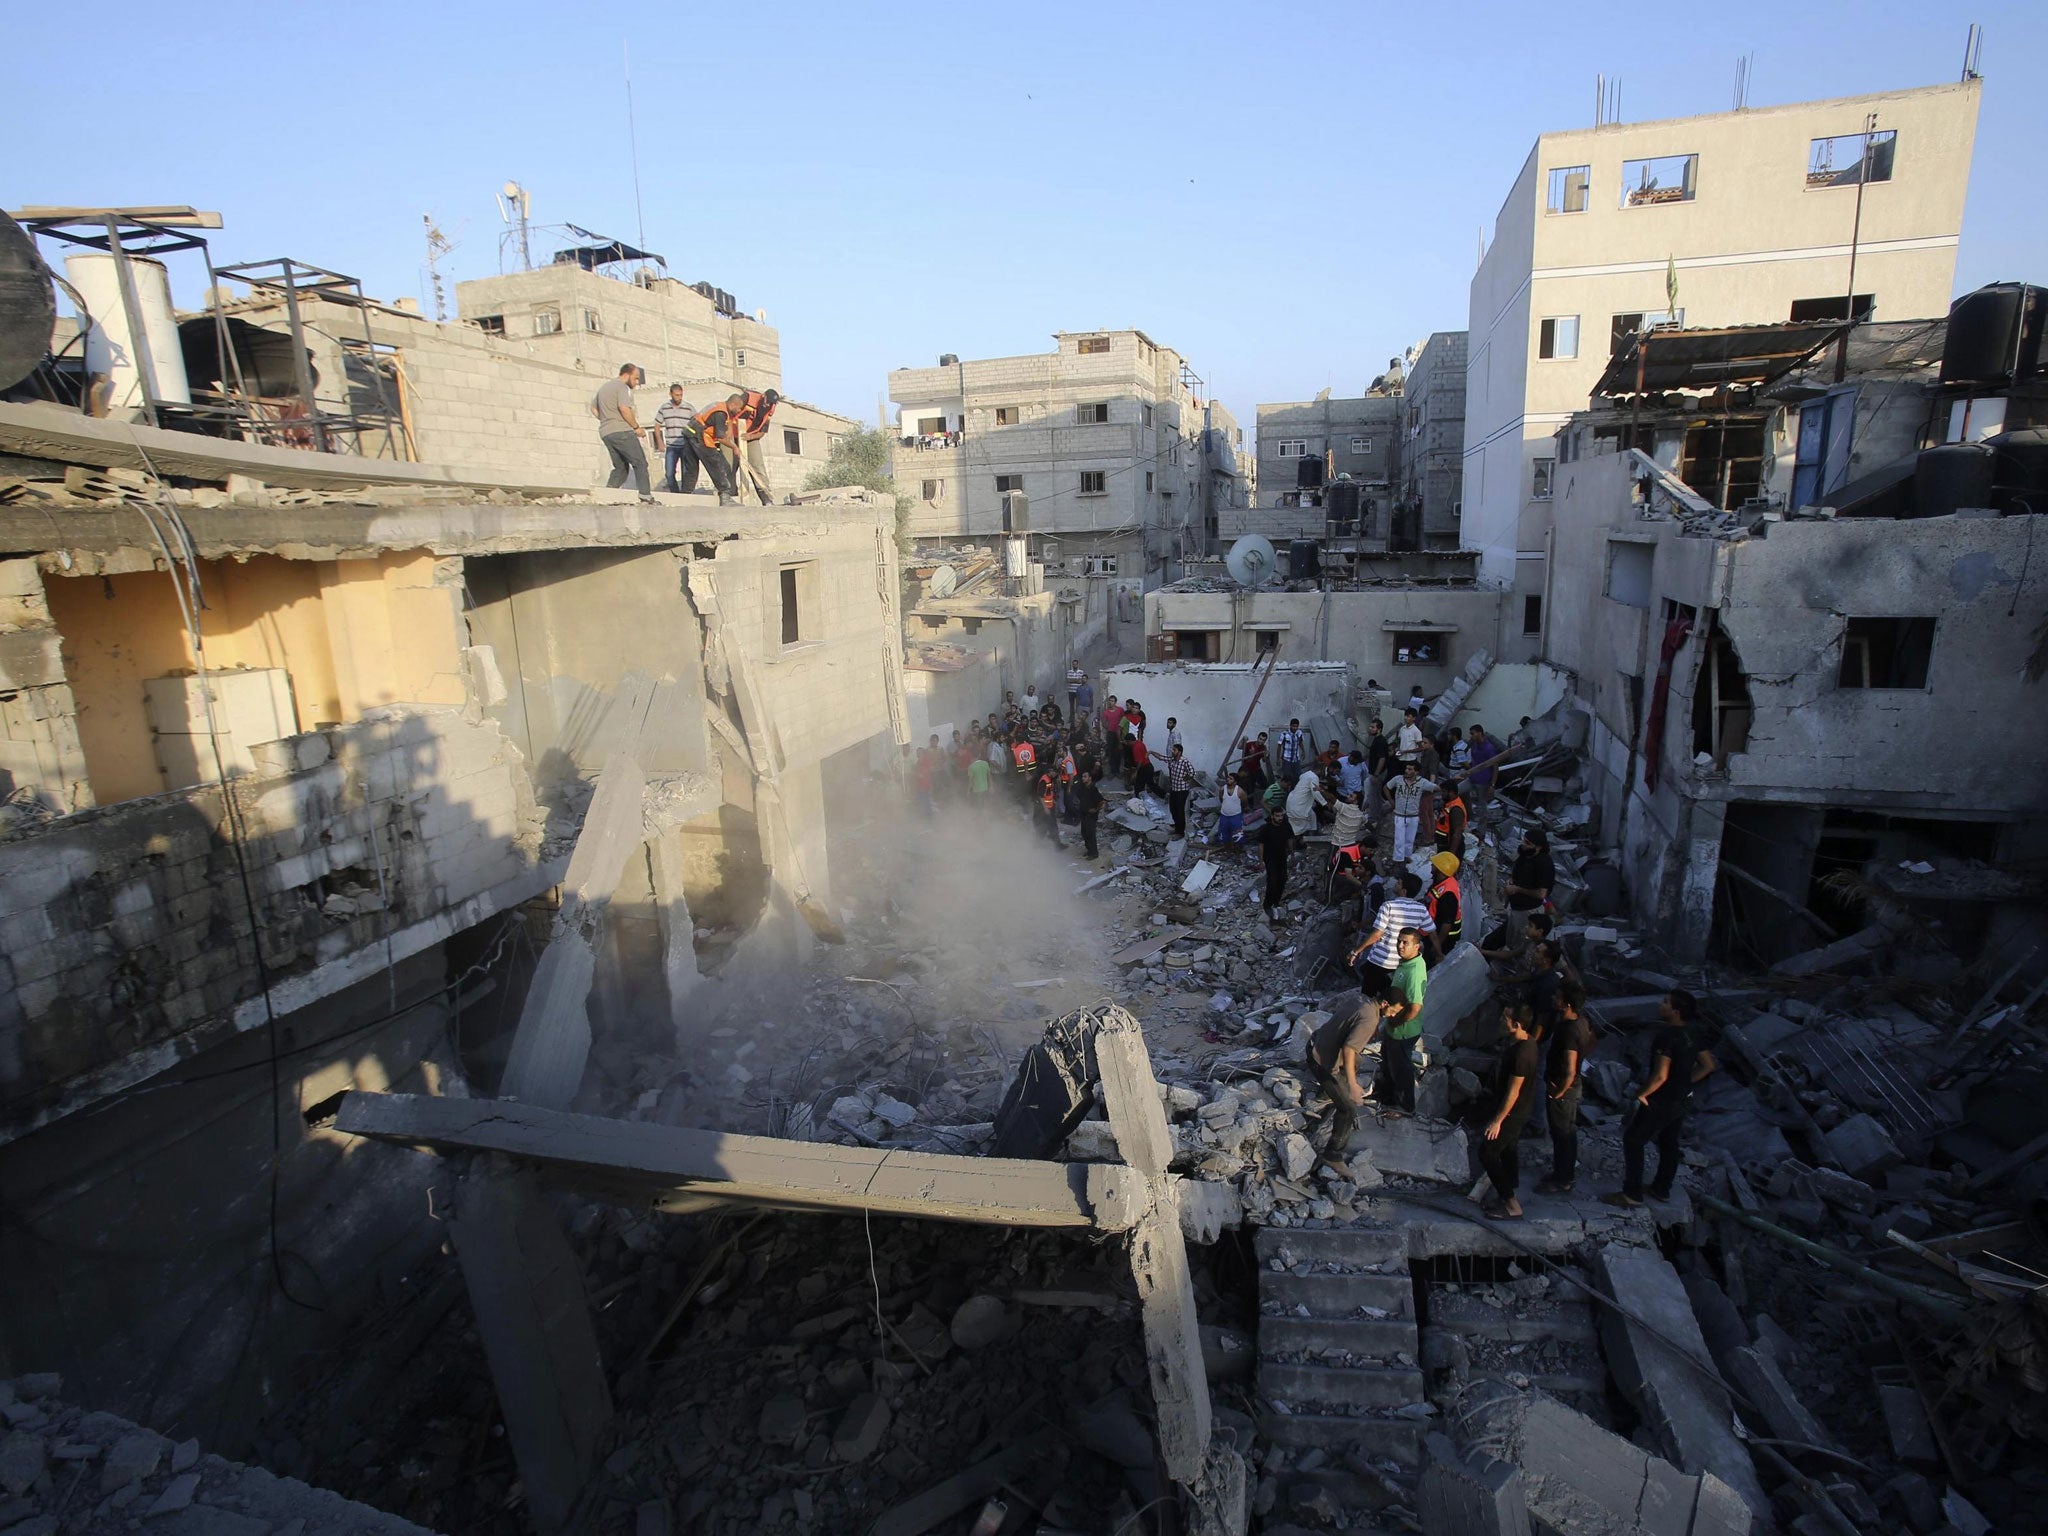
803,427,897,494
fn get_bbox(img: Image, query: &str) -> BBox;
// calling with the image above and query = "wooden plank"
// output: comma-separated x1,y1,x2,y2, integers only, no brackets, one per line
336,1092,1100,1229
0,399,584,494
1109,925,1193,967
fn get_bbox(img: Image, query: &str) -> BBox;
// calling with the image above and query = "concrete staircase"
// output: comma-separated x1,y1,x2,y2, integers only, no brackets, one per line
1254,1225,1429,1469
1422,1270,1612,1424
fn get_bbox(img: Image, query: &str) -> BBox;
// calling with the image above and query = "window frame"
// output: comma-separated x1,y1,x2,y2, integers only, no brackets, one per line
1075,402,1110,424
1837,616,1935,690
1349,435,1373,455
1389,631,1443,665
777,562,817,649
1522,594,1544,636
920,478,944,502
533,308,563,336
1532,456,1556,501
1075,336,1112,355
1808,129,1896,190
1538,316,1581,361
1274,438,1309,459
782,428,802,455
581,308,602,333
1620,152,1698,208
994,473,1024,494
994,406,1020,426
1547,164,1591,215
1079,470,1108,497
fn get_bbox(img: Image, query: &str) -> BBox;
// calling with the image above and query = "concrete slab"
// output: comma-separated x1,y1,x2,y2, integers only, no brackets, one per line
1418,1430,1532,1536
1417,945,1492,1040
1349,1114,1471,1183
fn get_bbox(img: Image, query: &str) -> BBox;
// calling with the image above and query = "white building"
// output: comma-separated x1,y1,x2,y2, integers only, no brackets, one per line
887,331,1246,587
1464,79,1980,656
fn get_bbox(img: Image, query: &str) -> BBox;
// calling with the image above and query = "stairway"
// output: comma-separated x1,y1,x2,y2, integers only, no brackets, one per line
1421,1267,1611,1423
1254,1224,1429,1469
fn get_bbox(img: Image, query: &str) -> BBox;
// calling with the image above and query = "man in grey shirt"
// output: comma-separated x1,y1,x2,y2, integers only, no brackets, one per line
593,362,654,499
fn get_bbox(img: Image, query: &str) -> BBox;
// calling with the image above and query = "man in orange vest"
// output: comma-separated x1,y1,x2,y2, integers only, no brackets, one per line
691,394,744,505
1427,851,1463,959
1010,732,1038,813
737,388,782,502
1433,778,1467,857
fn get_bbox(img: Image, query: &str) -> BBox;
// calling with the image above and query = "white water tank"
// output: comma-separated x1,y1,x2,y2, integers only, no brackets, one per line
65,252,192,416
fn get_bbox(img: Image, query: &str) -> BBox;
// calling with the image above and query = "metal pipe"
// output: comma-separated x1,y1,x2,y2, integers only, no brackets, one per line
1696,1193,1969,1322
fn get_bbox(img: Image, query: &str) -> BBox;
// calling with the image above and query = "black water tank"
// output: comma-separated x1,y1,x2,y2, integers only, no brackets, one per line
1325,481,1361,533
1295,457,1325,490
1289,540,1321,580
1914,443,1996,518
1989,427,2048,514
1941,283,2045,385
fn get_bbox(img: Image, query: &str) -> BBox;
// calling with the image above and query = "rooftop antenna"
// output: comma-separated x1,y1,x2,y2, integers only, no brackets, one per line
1961,22,1983,80
496,181,532,272
624,42,649,258
1733,53,1753,110
1609,76,1622,126
422,214,454,321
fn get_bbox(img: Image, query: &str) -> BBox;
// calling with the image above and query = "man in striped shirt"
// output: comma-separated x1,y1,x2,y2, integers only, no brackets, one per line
1347,871,1441,1002
1165,743,1194,835
654,386,699,494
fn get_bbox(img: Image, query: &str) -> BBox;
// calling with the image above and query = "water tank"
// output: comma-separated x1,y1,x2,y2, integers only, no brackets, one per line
1288,540,1321,580
65,252,192,415
1913,443,1996,518
938,353,959,366
1325,481,1361,533
1295,456,1325,490
0,212,55,393
1941,283,2045,386
1989,427,2048,514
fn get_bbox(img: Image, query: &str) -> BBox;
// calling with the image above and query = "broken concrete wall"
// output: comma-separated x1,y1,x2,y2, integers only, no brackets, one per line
0,949,457,1450
1105,660,1354,778
0,703,546,1141
0,556,91,815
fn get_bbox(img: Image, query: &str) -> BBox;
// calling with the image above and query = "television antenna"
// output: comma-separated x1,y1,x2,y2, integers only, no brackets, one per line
422,214,454,321
495,180,533,272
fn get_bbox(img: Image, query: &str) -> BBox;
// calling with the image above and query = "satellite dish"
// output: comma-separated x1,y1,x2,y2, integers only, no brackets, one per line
925,565,959,598
1225,534,1276,588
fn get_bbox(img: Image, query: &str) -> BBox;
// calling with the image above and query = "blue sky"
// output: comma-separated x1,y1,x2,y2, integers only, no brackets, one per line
9,1,2043,426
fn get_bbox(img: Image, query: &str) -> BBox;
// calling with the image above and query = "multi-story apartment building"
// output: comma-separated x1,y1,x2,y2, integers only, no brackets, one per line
1236,394,1402,544
887,331,1245,588
1398,331,1468,550
1464,79,1980,656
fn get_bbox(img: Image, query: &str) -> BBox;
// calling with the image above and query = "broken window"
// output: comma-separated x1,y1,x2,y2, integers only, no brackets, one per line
1076,336,1112,355
1606,540,1654,608
1531,457,1555,500
1808,129,1896,189
1390,632,1441,664
1082,554,1119,576
1947,397,2008,443
1837,617,1934,690
1621,153,1697,207
1079,470,1107,496
994,406,1020,426
472,315,505,336
1547,164,1591,214
1538,316,1579,360
1610,308,1684,355
1170,630,1214,660
1076,402,1110,424
1522,594,1543,636
1255,629,1281,654
533,309,562,335
779,565,809,646
1692,614,1752,764
1350,435,1373,454
920,478,944,501
1789,294,1875,323
782,428,802,455
1792,387,1856,508
995,474,1024,494
1275,439,1309,459
582,308,602,332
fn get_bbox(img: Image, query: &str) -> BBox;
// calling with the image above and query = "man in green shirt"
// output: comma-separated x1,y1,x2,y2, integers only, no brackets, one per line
1372,928,1429,1118
966,752,991,802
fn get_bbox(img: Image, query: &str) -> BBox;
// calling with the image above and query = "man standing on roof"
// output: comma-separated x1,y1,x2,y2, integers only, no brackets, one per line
692,393,744,506
654,384,698,494
737,388,782,503
592,362,655,501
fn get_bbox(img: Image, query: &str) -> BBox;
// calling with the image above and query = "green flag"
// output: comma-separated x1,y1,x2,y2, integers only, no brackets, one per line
1666,255,1680,314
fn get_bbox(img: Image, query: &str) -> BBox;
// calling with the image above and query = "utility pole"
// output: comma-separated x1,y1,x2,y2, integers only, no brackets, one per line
1835,112,1878,383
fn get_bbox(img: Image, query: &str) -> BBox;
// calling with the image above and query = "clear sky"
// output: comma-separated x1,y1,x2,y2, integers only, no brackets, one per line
9,1,2043,428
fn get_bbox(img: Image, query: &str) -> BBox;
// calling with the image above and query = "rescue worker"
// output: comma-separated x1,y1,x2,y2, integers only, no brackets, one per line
691,393,745,505
1433,777,1467,857
1035,767,1061,843
1426,851,1463,958
737,387,782,502
1010,732,1039,812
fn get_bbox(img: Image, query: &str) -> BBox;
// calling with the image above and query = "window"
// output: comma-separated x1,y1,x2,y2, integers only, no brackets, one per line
1145,472,1154,493
1838,617,1934,689
1547,164,1591,214
994,474,1024,494
1808,130,1896,190
1789,295,1874,323
1350,435,1373,454
1076,402,1110,424
1275,439,1309,458
1538,316,1580,360
1079,471,1107,496
1621,153,1697,207
736,349,747,367
778,565,810,647
995,406,1020,426
1532,457,1556,500
916,416,947,435
1390,632,1441,664
920,479,943,501
1255,629,1281,655
533,308,562,335
1610,309,1684,354
1522,594,1544,635
1076,336,1111,355
1081,554,1120,576
1606,541,1655,608
782,428,802,455
582,308,602,332
1142,404,1155,427
473,315,505,336
1947,397,2008,444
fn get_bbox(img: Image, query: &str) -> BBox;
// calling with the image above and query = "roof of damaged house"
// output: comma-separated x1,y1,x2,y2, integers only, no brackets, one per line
1594,319,1848,399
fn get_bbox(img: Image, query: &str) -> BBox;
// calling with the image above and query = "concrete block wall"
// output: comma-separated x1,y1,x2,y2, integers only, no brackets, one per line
0,559,91,815
0,704,543,1139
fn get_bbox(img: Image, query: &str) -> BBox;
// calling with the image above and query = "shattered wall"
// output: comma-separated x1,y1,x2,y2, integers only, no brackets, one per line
0,557,90,814
1104,661,1354,778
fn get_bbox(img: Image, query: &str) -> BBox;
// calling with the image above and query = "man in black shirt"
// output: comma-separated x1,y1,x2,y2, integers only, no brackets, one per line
1479,1003,1540,1219
1258,812,1293,922
1504,828,1555,912
1528,940,1567,1031
1604,989,1717,1207
1536,981,1593,1194
1073,770,1104,860
1304,993,1377,1175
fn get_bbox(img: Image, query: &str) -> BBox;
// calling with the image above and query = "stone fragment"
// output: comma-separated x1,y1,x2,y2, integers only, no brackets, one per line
143,1472,200,1518
169,1438,199,1474
10,1378,59,1403
949,1295,1011,1351
1066,1121,1119,1161
1279,1134,1316,1182
1823,1113,1901,1179
0,1432,45,1496
100,1430,165,1493
757,1393,808,1448
871,1094,918,1129
831,1394,892,1463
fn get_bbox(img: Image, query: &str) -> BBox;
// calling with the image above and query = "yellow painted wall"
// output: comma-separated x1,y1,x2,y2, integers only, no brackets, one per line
46,551,464,806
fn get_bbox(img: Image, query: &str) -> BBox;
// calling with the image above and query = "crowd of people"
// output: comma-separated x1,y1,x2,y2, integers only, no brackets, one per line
906,671,1716,1224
